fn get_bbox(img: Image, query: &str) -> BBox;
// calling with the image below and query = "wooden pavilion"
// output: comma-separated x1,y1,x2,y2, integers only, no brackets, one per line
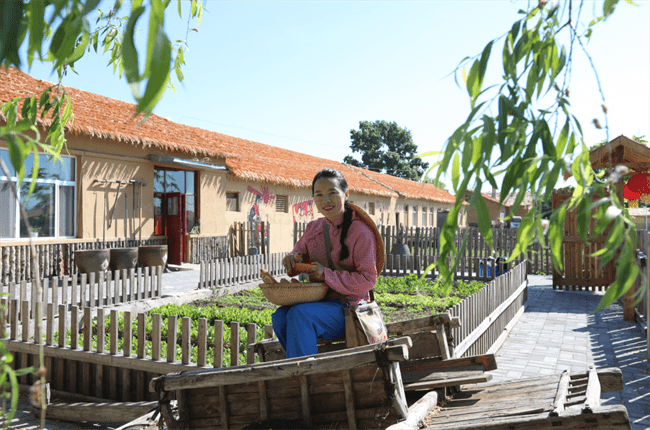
552,135,649,295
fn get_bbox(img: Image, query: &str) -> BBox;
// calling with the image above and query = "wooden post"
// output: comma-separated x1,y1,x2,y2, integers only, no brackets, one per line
230,321,240,367
152,313,162,361
198,318,207,367
123,310,132,401
96,308,105,399
246,323,257,365
167,315,178,363
214,320,224,368
181,317,191,365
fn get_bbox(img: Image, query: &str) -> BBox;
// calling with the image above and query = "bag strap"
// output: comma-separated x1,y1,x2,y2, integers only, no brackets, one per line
323,223,336,270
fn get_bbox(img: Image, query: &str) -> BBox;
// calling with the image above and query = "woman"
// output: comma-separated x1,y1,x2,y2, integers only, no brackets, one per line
272,168,378,358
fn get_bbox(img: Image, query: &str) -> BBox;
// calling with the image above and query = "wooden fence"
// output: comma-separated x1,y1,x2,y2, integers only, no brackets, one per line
626,232,649,363
449,261,528,357
293,224,551,276
186,235,228,264
198,252,287,289
0,266,163,316
0,238,167,284
229,221,270,257
1,262,527,403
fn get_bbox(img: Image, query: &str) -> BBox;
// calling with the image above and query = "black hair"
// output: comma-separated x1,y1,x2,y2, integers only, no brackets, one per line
312,168,353,261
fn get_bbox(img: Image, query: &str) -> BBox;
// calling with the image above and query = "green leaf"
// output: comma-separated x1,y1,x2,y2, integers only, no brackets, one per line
27,0,45,67
604,0,620,18
548,205,566,272
0,0,24,67
473,191,493,249
122,5,145,94
465,59,481,105
137,24,172,116
451,153,460,192
82,0,102,16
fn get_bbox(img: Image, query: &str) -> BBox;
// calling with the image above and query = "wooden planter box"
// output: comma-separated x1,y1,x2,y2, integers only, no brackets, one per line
150,338,412,429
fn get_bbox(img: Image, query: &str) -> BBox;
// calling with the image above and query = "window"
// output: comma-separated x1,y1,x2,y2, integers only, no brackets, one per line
226,192,239,211
368,202,375,215
412,205,417,226
422,207,427,226
0,147,76,239
276,195,288,213
153,167,197,235
404,205,409,226
429,207,434,226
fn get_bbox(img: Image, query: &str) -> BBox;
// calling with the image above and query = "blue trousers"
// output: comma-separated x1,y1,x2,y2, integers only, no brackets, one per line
272,300,345,358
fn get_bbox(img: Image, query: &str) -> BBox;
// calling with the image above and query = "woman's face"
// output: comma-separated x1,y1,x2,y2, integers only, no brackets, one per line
313,177,348,222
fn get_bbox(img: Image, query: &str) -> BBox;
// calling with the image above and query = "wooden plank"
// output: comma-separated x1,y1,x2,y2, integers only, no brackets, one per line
181,317,191,364
167,315,178,363
551,370,570,416
403,372,492,391
152,313,162,361
230,321,240,367
425,404,630,430
218,386,229,429
342,370,357,429
197,318,207,367
299,375,311,427
43,401,158,423
582,367,601,413
214,320,223,368
123,311,133,401
258,380,269,421
151,344,409,392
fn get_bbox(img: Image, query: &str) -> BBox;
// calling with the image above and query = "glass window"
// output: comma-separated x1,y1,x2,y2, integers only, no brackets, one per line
166,170,185,193
227,192,239,212
154,195,164,235
422,207,427,226
186,171,195,194
154,170,165,193
0,149,15,176
412,206,417,226
368,202,375,215
0,148,76,239
186,195,196,231
0,181,17,237
429,207,434,226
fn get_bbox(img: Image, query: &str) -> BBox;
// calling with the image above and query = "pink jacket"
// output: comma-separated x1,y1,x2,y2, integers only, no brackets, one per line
290,212,377,306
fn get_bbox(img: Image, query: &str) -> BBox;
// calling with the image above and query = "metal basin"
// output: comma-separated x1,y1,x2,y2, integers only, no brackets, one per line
74,249,110,275
138,245,168,269
109,248,139,272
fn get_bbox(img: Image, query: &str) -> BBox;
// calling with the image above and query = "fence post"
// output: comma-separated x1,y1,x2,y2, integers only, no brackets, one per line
231,321,240,367
214,320,224,368
246,323,257,365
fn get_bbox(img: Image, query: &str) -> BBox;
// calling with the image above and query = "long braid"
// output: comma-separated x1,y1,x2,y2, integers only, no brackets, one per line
339,202,353,261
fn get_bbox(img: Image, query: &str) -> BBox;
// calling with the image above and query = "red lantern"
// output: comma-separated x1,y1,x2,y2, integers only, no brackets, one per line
626,172,650,205
626,172,650,194
624,183,641,200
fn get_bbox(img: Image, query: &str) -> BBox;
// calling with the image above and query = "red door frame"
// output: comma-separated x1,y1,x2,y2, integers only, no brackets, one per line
165,193,186,266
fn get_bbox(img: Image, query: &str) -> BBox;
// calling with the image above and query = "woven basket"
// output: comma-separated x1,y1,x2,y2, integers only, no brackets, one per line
260,282,329,306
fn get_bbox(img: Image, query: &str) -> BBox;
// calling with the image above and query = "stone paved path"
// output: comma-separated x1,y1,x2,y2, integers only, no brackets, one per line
487,275,650,430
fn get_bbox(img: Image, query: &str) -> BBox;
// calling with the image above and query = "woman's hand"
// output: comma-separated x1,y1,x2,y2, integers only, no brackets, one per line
307,262,325,282
282,252,303,274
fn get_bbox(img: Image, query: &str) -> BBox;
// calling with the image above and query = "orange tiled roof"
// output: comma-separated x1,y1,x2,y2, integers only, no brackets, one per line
1,67,452,202
348,165,456,204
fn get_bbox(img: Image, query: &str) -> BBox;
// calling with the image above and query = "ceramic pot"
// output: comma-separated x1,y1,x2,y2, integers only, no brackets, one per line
109,248,139,272
138,245,168,269
74,249,110,275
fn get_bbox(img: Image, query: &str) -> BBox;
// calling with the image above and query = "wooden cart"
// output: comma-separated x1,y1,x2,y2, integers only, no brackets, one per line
149,338,413,429
415,367,631,430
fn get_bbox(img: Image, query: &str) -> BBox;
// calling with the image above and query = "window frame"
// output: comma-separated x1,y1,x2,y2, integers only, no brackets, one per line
276,195,288,213
368,202,375,215
0,147,77,239
226,192,240,212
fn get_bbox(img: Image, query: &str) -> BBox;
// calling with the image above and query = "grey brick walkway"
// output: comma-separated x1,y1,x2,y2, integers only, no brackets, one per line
487,275,650,430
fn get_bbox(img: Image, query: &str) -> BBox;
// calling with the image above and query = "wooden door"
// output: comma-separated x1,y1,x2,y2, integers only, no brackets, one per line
165,192,186,266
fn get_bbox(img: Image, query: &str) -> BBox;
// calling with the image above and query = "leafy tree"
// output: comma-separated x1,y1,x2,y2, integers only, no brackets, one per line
423,0,640,311
344,120,429,181
0,0,204,423
423,177,448,192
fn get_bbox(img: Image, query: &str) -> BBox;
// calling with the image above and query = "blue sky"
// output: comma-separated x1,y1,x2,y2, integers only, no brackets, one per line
21,1,650,190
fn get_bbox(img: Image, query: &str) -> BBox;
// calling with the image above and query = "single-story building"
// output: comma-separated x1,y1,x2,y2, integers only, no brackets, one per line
0,67,463,269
